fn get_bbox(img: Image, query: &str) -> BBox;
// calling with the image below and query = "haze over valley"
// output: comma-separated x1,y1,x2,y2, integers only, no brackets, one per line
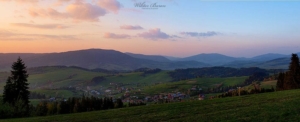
0,49,297,71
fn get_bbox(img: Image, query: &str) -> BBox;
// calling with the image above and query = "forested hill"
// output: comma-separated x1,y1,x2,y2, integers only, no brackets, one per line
168,67,268,81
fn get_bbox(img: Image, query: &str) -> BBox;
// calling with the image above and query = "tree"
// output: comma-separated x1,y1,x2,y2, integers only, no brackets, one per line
276,54,300,90
3,77,14,104
2,57,30,110
287,54,300,88
115,98,123,108
276,72,284,91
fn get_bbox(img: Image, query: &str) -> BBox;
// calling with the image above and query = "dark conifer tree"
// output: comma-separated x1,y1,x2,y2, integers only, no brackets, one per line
115,98,123,108
3,77,15,104
276,72,285,91
3,57,30,109
283,54,300,89
286,54,300,89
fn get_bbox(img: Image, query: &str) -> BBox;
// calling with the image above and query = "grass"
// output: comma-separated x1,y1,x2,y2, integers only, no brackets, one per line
243,80,277,91
2,89,300,122
142,76,248,95
260,80,277,89
27,67,107,89
29,99,42,106
91,71,172,89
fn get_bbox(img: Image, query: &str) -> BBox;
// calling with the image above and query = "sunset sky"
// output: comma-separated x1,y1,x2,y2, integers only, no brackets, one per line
0,0,299,58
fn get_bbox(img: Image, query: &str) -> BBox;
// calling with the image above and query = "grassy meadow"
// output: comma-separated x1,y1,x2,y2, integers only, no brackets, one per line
2,89,300,122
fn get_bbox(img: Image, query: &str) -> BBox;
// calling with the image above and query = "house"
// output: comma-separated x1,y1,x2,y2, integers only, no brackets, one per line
49,97,56,102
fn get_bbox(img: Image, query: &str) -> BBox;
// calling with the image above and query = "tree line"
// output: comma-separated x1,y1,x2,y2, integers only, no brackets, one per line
34,96,123,116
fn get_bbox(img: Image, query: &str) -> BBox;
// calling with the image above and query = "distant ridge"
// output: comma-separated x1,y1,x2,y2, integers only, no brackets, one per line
0,49,209,71
125,53,170,62
178,53,238,66
249,53,288,62
0,49,298,71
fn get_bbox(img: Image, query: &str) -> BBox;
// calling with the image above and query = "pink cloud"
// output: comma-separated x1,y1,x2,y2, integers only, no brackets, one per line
103,32,130,39
66,2,106,21
97,0,122,14
53,0,72,6
180,31,220,37
58,0,71,2
1,0,39,4
28,8,68,19
0,30,78,41
138,28,170,40
28,2,107,22
11,23,69,29
120,25,143,30
15,0,39,3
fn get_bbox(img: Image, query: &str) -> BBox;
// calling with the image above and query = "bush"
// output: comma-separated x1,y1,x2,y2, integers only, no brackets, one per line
0,102,14,119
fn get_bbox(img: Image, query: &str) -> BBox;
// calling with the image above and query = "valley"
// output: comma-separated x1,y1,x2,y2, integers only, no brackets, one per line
0,49,295,121
0,65,275,106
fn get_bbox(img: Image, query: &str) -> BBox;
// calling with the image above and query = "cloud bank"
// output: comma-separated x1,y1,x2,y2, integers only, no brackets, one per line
1,0,39,4
26,0,124,22
11,23,69,29
103,32,130,39
0,30,78,41
138,28,171,40
120,25,143,30
28,2,107,22
97,0,122,14
180,31,219,37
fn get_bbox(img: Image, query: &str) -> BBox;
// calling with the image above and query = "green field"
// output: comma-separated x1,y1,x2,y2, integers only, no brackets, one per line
142,76,248,95
90,71,172,89
2,89,300,122
260,80,277,89
27,67,107,89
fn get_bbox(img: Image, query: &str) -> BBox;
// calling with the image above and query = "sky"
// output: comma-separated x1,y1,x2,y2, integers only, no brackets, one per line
0,0,299,58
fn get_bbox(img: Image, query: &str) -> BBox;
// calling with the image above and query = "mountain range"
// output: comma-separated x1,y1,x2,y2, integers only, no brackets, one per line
0,49,298,71
0,49,208,71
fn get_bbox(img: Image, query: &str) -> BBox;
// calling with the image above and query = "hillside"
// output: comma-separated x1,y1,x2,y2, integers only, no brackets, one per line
175,53,296,68
0,66,174,96
179,53,239,66
222,57,291,69
125,53,170,62
0,49,209,71
250,53,287,62
4,89,300,122
0,66,257,98
257,57,290,69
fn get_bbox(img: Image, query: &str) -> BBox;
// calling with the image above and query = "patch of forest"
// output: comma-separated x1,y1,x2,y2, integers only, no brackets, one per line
168,67,268,81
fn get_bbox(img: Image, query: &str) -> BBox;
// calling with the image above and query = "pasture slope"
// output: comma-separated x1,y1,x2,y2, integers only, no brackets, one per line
3,89,300,122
